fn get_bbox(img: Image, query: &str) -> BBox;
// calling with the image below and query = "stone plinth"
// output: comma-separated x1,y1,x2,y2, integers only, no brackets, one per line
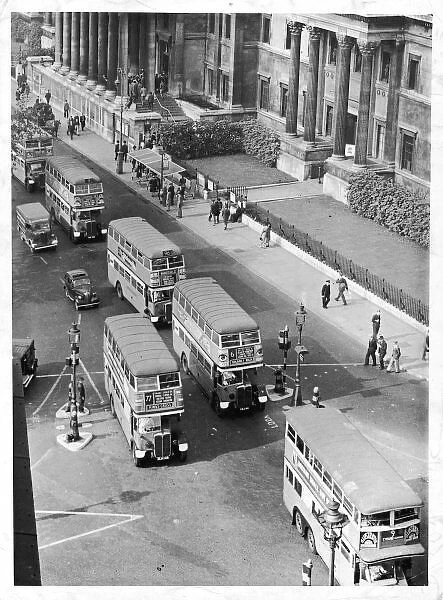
277,134,333,181
265,385,294,403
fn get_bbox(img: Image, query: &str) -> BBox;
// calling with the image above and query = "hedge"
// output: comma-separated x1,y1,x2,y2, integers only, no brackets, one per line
347,171,429,248
159,119,280,166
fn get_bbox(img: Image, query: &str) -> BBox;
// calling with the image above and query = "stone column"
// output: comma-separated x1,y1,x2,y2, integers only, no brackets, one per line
44,13,52,26
354,41,377,166
87,12,98,90
60,12,71,75
171,14,185,97
115,12,129,105
77,13,89,85
384,38,405,166
128,13,140,76
231,15,244,107
331,34,353,159
68,12,80,80
105,12,119,101
303,27,322,143
96,12,109,94
53,12,63,71
286,21,304,135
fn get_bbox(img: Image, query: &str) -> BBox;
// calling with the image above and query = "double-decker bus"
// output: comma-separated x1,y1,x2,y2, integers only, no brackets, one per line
11,128,53,192
104,314,187,466
107,217,186,324
172,277,267,416
284,404,425,586
45,155,107,242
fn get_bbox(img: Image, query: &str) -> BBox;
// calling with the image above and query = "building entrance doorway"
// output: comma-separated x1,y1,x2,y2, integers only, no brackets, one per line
375,123,385,159
346,113,357,145
157,40,169,78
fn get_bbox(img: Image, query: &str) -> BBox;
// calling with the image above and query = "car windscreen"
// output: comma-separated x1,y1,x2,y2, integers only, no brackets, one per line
73,278,90,287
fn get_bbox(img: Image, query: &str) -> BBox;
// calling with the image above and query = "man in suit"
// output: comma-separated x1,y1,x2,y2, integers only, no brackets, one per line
364,336,378,366
321,280,331,309
372,310,381,337
377,335,387,370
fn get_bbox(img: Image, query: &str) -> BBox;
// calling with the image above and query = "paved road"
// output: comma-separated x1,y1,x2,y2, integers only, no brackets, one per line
12,139,428,585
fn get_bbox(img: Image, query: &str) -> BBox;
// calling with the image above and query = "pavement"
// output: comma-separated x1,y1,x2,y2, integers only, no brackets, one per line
11,83,430,382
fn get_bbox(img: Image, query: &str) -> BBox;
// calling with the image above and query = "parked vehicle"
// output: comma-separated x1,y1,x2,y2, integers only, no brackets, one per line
11,124,53,192
12,338,38,398
16,202,58,252
63,269,100,310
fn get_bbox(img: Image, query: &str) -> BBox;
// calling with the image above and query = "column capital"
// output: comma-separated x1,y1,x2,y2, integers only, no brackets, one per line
336,34,354,50
357,39,378,55
287,21,304,36
306,26,322,41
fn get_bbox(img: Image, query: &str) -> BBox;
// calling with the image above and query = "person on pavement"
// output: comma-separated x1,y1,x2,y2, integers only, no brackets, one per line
364,336,378,367
80,114,86,131
210,199,220,224
222,202,230,230
44,89,51,104
335,272,348,305
422,329,429,361
168,182,175,206
372,310,381,337
53,119,60,138
74,115,80,135
377,335,387,370
321,280,331,309
63,99,70,118
260,223,271,247
121,141,129,162
115,141,120,160
386,341,402,373
146,91,154,111
160,184,167,206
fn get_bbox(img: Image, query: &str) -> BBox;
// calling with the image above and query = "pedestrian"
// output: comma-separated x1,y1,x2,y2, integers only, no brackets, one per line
44,89,51,104
121,141,128,162
160,184,167,206
371,309,381,337
67,121,74,140
63,99,70,118
53,119,60,138
146,91,154,111
260,223,271,247
364,336,378,367
222,202,230,230
166,187,173,211
115,141,120,160
177,192,184,218
210,199,220,225
24,82,30,97
159,79,167,98
377,335,387,370
15,88,21,102
77,379,86,413
80,113,86,131
335,272,349,305
73,114,80,135
321,280,331,309
422,329,429,361
139,138,146,150
168,182,175,206
386,341,402,373
146,138,153,149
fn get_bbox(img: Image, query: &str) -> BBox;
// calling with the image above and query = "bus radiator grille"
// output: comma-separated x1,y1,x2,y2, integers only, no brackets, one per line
237,384,253,410
86,221,97,237
154,433,171,458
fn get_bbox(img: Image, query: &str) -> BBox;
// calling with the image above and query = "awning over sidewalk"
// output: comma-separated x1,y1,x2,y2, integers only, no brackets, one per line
128,148,185,178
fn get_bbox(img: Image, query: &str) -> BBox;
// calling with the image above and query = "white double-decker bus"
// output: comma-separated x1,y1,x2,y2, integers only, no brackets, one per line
172,277,267,416
284,403,425,586
107,217,186,324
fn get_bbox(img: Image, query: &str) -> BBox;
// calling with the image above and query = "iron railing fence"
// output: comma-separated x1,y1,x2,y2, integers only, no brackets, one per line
245,201,429,326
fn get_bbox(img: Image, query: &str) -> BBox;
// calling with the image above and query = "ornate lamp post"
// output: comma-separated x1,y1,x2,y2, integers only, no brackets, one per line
66,322,80,442
318,500,349,586
277,325,291,393
290,303,308,406
115,67,126,175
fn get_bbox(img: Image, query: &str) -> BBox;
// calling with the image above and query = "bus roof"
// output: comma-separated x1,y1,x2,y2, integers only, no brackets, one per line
109,217,182,259
286,404,423,514
175,277,259,335
16,203,49,221
47,155,101,184
13,338,34,358
105,314,179,376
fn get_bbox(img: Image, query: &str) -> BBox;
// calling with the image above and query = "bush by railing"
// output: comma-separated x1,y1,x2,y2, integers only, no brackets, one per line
347,171,430,248
245,201,429,325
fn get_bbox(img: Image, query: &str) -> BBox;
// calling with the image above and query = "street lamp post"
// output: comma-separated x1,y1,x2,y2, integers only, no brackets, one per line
318,500,349,586
290,303,308,407
66,322,81,442
278,325,291,392
115,67,126,175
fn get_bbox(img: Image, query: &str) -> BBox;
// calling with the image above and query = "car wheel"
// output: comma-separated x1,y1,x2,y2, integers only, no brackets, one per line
110,396,116,417
178,449,187,462
180,353,189,374
294,509,305,536
116,281,124,300
307,527,317,555
132,443,143,467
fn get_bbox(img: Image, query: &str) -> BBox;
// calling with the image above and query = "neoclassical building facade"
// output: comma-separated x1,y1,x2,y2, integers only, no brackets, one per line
25,13,431,202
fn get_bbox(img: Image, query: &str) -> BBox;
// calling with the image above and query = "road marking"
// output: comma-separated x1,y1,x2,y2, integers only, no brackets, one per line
79,358,105,404
39,256,48,265
30,447,52,470
33,365,67,417
363,434,427,465
266,363,360,368
35,511,144,550
264,415,278,429
36,371,104,379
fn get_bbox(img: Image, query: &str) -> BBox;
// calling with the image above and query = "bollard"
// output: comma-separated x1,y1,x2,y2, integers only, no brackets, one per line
302,558,313,586
311,386,320,408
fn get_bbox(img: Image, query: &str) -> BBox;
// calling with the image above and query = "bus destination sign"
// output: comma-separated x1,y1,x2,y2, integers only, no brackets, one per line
145,389,175,411
228,346,255,366
159,270,177,286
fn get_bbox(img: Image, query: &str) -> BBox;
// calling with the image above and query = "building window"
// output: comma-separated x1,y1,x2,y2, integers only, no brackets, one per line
375,122,385,159
285,24,291,50
208,14,215,34
221,74,229,102
224,14,231,39
262,15,271,44
259,78,270,110
407,55,420,90
328,34,337,65
380,51,391,82
354,44,362,72
207,68,214,95
325,104,333,136
280,85,288,117
401,132,415,172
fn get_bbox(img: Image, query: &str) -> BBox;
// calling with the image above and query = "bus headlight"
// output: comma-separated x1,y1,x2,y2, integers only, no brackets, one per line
73,231,81,238
179,267,186,279
256,348,263,356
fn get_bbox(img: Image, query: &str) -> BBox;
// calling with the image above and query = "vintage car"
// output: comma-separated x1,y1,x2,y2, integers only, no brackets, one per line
63,269,100,310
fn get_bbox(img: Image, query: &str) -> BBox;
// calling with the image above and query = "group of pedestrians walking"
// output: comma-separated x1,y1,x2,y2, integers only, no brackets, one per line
320,272,349,308
363,309,403,372
63,100,86,139
209,198,243,230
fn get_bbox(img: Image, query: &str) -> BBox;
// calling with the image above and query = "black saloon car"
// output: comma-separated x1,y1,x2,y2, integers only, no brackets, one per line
63,269,100,310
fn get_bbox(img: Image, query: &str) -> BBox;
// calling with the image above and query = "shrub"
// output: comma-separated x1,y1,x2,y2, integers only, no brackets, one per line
347,171,429,248
238,120,280,167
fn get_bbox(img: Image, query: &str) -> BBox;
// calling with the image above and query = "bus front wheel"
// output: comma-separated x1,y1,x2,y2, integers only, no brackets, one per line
132,443,143,468
180,353,189,374
293,509,305,536
306,527,317,555
116,281,124,300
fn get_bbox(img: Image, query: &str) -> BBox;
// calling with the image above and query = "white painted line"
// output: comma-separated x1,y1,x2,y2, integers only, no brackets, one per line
33,365,67,417
36,509,141,517
79,358,105,404
363,434,427,465
31,447,52,470
37,513,144,550
36,371,104,379
266,363,361,368
77,312,82,325
39,256,48,265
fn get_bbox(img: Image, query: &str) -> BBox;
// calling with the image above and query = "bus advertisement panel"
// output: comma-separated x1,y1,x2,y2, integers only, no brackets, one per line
104,314,187,466
45,155,106,242
172,277,267,416
283,404,425,586
107,217,186,324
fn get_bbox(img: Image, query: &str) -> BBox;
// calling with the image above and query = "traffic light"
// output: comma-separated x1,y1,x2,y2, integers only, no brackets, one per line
278,326,291,350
